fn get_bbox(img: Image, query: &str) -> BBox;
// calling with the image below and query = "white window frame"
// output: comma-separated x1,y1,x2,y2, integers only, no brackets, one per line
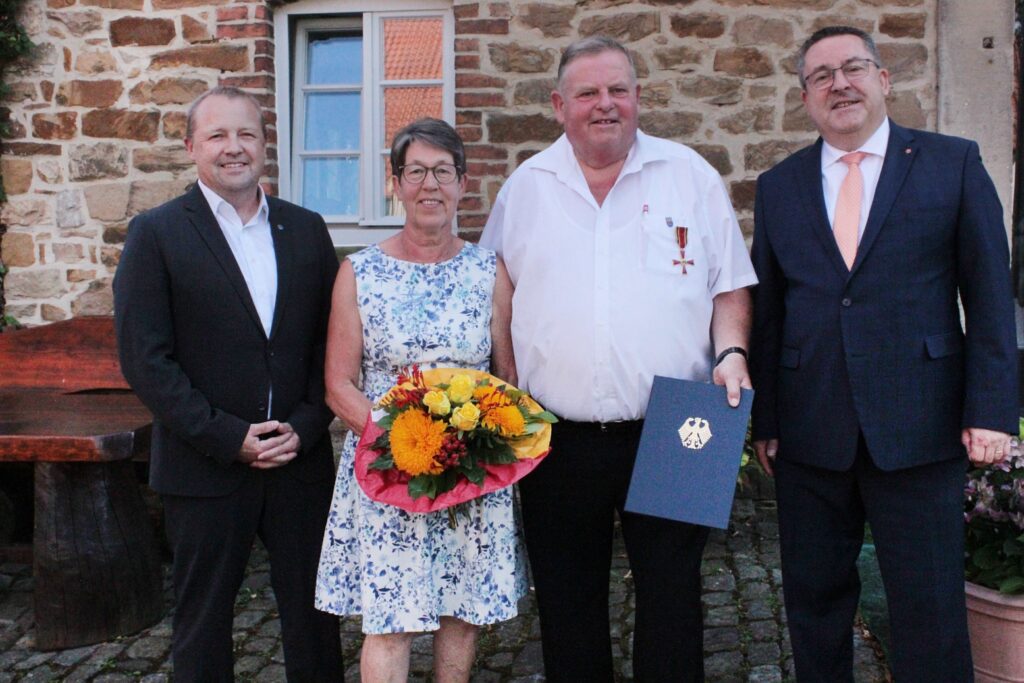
274,0,455,247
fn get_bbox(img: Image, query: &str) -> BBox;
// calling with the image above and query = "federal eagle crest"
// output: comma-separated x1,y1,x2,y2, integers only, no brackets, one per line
678,417,712,450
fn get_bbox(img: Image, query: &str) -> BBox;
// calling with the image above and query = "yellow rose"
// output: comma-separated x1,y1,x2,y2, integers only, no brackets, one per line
449,402,481,431
423,390,451,416
446,374,476,404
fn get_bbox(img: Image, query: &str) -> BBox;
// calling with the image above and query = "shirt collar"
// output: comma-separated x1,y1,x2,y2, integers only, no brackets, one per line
822,117,890,168
531,129,663,179
196,179,269,227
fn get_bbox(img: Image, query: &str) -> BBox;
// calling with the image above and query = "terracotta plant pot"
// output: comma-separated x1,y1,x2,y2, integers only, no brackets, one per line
966,581,1024,682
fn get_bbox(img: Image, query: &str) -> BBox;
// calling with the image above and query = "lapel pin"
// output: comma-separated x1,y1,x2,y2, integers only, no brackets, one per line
277,224,285,231
904,148,911,154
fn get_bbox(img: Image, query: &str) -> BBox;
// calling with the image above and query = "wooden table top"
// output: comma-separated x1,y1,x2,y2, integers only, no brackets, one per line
0,391,152,462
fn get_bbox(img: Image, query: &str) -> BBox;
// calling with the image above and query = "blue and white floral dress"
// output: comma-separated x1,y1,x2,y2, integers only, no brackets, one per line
314,242,528,634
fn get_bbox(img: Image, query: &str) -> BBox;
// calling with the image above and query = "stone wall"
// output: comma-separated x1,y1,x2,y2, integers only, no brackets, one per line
0,0,941,323
0,0,275,323
451,0,936,237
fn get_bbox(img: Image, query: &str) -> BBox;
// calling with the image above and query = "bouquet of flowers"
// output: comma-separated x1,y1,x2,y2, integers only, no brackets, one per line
964,419,1024,595
354,366,556,515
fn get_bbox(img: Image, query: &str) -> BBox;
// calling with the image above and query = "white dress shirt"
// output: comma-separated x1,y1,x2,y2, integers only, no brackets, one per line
197,180,276,418
197,180,277,337
821,117,889,239
481,131,757,422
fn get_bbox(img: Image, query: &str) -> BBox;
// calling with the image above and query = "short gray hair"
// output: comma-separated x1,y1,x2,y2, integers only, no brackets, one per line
796,26,883,89
389,117,466,179
185,86,267,141
556,36,637,91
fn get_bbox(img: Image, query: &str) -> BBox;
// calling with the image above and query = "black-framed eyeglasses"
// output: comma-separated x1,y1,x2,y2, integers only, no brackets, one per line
398,163,459,185
803,58,879,91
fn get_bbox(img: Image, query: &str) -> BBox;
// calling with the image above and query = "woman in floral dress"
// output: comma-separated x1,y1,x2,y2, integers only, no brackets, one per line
315,118,526,682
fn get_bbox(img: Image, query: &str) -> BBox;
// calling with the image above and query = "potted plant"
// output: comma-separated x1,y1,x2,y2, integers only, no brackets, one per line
963,418,1024,683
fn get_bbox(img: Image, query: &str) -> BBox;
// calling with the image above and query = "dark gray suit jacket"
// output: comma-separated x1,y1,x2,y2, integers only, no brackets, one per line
114,184,338,496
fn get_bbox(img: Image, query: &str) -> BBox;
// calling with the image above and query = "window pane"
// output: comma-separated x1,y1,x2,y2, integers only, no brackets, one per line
383,17,443,80
305,93,360,150
303,157,359,216
383,86,443,146
383,154,404,218
308,33,361,85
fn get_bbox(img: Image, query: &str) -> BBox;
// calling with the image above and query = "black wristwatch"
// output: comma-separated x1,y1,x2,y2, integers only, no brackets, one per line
715,346,748,367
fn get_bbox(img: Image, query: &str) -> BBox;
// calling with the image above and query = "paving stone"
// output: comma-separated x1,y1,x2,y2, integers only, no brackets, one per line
485,651,514,668
704,626,741,653
747,640,781,665
234,655,263,675
243,637,278,655
740,581,772,599
706,605,739,627
254,664,286,681
126,636,171,660
13,652,54,670
19,666,60,682
748,664,783,682
51,645,95,667
743,599,776,620
703,570,737,592
140,674,170,683
705,650,744,677
510,641,543,675
748,620,779,642
703,591,734,607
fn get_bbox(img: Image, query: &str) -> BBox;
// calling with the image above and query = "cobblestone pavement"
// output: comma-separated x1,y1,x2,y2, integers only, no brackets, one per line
0,497,890,682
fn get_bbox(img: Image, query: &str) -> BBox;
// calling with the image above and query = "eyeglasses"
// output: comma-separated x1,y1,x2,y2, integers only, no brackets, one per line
803,58,879,91
398,163,459,185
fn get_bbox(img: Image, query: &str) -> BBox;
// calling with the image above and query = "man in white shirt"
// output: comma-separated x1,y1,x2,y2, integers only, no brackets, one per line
114,87,343,681
750,26,1017,681
481,36,756,682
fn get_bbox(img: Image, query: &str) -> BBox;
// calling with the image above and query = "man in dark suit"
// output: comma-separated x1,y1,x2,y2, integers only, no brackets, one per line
114,87,343,681
750,26,1018,681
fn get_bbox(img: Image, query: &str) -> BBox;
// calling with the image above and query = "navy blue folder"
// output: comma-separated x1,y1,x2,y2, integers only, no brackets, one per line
625,376,753,529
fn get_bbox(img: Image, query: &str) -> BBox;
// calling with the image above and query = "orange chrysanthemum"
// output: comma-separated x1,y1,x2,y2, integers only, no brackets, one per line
390,409,446,476
475,384,513,411
482,405,526,437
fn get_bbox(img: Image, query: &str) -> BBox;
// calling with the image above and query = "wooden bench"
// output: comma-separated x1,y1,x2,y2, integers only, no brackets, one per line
0,316,163,650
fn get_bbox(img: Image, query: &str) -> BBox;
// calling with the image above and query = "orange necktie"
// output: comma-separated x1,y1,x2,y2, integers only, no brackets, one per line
834,151,867,269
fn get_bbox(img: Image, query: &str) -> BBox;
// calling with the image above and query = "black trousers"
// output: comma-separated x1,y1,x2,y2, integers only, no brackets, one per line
163,467,343,682
519,419,710,683
775,438,972,683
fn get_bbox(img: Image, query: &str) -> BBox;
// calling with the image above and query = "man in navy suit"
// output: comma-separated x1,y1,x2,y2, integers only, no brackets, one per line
114,87,343,681
750,26,1017,681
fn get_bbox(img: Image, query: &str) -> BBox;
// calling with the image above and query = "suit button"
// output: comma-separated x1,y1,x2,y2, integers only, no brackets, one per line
841,298,852,307
258,403,267,412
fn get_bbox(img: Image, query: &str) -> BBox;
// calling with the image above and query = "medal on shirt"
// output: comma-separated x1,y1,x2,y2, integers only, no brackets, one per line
666,217,694,275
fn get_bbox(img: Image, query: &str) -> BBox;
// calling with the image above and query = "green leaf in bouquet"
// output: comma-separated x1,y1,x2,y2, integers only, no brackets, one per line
369,453,394,470
460,460,486,486
523,422,544,435
529,410,559,423
376,412,396,430
1005,538,1024,557
409,475,439,500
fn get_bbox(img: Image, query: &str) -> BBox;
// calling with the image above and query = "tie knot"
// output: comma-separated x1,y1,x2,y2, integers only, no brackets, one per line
840,151,867,167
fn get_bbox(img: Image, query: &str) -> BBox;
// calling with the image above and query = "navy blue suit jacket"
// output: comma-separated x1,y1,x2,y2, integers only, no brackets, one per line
750,122,1017,471
114,184,339,496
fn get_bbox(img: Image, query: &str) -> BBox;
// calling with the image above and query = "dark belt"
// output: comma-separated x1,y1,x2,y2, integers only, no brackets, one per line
555,417,644,433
